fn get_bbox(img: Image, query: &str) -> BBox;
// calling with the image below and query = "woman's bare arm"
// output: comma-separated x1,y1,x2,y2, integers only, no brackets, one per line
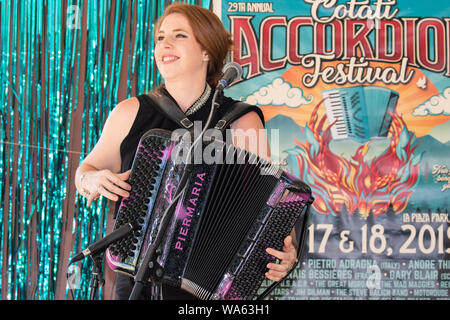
75,97,140,206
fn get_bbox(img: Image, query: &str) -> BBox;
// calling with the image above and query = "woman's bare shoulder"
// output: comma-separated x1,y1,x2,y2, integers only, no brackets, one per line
230,110,264,131
103,96,140,130
111,96,140,117
82,97,141,172
98,96,141,143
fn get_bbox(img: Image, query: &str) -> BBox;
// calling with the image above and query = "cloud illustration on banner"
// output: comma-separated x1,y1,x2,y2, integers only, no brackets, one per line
413,87,450,116
243,77,313,108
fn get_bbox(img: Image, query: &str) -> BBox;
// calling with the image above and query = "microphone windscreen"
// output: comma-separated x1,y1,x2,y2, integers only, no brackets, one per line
224,62,242,81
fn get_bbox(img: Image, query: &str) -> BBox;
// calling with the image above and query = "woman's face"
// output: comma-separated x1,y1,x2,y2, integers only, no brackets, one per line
155,13,209,84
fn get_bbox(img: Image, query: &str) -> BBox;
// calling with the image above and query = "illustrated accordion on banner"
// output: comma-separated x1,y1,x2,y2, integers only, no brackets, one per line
105,128,314,300
322,85,399,143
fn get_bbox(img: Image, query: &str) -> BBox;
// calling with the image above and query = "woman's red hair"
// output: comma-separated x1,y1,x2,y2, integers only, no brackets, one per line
154,3,233,87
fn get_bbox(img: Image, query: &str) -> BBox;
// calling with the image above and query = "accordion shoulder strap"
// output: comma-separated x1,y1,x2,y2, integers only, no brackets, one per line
145,91,194,129
145,91,262,131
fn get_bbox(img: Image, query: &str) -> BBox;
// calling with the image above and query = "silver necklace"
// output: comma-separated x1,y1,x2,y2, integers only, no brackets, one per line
184,83,211,116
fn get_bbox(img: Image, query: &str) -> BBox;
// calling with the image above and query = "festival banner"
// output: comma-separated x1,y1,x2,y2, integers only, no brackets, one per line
217,0,450,299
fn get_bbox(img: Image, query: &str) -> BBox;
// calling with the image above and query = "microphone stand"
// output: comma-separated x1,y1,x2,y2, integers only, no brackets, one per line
89,253,105,300
128,88,224,300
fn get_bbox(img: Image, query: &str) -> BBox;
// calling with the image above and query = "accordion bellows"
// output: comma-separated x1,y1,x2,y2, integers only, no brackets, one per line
106,129,313,300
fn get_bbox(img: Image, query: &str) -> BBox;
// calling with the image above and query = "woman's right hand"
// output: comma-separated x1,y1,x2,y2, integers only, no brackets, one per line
81,169,132,207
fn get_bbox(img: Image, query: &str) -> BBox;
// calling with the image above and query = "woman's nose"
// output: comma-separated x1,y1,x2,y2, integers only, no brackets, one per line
158,36,173,48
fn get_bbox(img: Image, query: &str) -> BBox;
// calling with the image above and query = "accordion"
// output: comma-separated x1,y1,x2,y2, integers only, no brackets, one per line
322,86,399,143
106,129,313,300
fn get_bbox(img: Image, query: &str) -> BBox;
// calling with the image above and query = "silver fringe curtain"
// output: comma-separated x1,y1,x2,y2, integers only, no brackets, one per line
0,0,211,300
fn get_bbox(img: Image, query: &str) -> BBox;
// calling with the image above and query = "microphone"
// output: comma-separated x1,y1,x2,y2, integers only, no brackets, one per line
69,220,138,264
216,62,243,92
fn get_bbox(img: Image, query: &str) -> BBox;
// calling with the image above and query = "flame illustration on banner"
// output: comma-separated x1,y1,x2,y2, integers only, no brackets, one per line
295,99,422,218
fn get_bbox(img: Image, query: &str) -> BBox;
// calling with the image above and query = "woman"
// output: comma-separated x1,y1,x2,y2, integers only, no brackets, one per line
75,3,297,300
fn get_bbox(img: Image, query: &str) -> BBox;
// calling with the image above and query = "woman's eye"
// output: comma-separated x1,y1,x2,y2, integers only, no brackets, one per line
176,34,187,38
156,35,164,41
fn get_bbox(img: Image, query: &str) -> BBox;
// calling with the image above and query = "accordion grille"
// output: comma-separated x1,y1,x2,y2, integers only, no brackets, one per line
182,147,278,298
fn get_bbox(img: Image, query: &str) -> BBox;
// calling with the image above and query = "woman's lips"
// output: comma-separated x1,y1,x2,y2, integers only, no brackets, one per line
161,55,179,64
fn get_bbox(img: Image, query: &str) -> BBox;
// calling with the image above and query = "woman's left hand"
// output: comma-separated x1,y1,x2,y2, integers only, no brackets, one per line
265,235,297,281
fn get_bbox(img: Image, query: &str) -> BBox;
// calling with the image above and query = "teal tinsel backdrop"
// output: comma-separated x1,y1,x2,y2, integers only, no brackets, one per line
0,0,211,300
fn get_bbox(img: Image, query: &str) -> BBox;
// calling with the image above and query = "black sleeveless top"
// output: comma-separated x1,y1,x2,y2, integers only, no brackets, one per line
114,86,264,300
119,86,264,175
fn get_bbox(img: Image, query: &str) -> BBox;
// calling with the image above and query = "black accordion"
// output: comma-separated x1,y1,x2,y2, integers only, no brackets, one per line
106,129,313,300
